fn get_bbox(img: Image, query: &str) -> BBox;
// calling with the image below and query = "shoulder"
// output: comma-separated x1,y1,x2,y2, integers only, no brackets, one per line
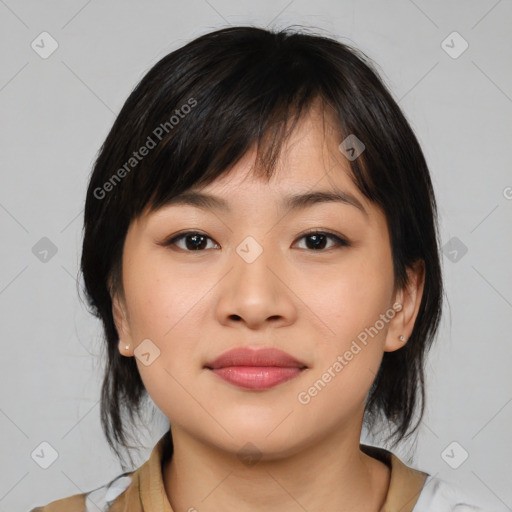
29,473,134,512
413,474,487,512
29,431,172,512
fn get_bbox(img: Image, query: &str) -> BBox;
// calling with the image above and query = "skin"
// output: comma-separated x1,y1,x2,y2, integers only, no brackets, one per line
112,104,425,512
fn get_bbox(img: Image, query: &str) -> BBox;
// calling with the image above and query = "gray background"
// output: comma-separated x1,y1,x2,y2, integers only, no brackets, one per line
1,1,511,511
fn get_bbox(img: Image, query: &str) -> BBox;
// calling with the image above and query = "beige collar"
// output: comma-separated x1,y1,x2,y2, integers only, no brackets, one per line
360,443,429,512
113,432,428,512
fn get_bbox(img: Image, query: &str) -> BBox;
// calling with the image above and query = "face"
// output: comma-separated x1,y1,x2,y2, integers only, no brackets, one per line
112,106,423,460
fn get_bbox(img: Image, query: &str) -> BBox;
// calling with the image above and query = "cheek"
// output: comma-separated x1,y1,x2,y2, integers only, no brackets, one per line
122,247,220,376
301,246,395,394
123,247,199,340
296,270,393,419
310,250,394,336
123,254,210,419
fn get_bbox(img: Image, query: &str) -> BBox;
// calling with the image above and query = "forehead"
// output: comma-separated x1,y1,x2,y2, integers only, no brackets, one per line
186,107,368,208
140,102,376,223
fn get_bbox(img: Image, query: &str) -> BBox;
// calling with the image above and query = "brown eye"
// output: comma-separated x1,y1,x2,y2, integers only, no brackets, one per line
166,232,218,251
294,231,350,251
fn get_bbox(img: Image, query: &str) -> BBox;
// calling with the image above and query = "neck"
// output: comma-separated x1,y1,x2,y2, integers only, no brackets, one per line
162,423,390,512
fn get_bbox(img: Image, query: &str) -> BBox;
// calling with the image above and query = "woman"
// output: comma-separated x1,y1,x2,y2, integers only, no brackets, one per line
31,25,485,512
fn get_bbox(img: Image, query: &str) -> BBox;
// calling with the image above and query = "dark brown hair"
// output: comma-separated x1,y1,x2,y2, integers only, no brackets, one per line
80,25,443,468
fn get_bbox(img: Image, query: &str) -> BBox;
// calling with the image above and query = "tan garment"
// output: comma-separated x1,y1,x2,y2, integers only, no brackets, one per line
31,431,429,512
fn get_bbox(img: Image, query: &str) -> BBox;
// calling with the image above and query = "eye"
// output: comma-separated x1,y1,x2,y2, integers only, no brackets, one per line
166,231,219,251
294,230,350,251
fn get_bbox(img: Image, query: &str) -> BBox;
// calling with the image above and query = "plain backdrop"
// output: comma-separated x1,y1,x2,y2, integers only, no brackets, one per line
1,1,511,511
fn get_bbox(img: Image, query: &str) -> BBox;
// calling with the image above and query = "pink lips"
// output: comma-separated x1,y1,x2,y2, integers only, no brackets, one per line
205,347,307,390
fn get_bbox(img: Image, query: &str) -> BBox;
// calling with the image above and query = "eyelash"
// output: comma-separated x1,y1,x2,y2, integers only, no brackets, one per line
162,229,350,252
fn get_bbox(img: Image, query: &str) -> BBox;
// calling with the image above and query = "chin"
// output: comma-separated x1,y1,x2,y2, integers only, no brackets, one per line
210,419,312,460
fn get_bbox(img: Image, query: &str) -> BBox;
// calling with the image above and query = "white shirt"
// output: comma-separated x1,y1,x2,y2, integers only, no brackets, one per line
413,475,487,511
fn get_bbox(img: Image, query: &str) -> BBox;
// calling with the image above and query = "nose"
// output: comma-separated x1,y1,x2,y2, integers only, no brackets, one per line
214,244,297,330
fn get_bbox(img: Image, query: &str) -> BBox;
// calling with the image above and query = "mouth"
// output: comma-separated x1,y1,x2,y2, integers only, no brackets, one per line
204,347,307,390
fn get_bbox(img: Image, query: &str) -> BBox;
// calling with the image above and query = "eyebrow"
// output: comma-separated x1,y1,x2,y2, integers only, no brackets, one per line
163,189,367,215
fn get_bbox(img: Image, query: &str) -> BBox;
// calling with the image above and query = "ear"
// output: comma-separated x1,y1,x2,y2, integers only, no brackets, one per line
112,292,134,357
384,260,425,352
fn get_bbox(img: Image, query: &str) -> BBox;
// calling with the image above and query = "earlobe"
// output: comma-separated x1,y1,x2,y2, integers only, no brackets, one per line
384,261,425,352
118,339,132,357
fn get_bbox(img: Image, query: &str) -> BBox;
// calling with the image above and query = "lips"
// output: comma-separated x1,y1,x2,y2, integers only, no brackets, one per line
205,347,307,369
205,347,307,390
